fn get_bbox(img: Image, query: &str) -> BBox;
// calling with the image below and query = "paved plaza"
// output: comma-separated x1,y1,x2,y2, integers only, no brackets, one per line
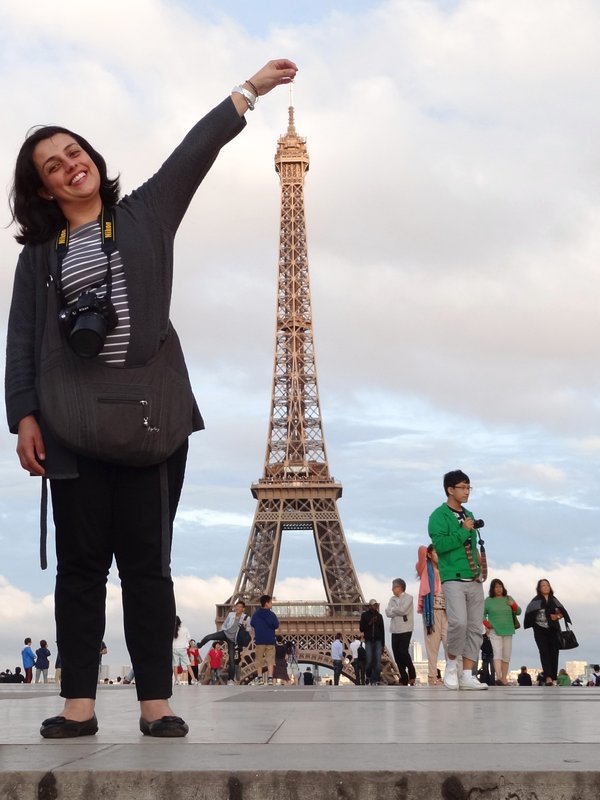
1,682,599,799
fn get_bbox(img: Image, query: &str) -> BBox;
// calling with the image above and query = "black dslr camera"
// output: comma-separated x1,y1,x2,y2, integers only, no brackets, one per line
59,289,118,359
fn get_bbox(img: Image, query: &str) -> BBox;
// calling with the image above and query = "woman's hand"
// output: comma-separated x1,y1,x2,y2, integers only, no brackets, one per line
16,415,46,476
246,59,298,96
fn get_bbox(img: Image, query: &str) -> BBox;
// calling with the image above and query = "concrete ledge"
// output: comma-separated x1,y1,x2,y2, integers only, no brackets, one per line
3,768,600,800
1,684,599,799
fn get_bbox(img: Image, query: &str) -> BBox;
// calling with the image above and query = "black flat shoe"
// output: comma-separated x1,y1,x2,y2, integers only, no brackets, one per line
139,715,189,738
40,714,98,739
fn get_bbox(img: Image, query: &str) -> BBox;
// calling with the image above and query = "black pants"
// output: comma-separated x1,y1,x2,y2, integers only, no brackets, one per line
199,631,237,681
50,442,188,701
353,658,366,685
391,632,416,685
332,659,342,685
533,626,559,681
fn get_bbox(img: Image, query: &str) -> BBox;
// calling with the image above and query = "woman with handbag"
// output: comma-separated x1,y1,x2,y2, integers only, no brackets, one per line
483,578,521,685
523,578,572,686
5,59,297,739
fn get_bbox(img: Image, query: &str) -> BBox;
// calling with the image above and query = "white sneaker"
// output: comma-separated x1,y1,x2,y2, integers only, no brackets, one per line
443,662,459,690
458,672,488,691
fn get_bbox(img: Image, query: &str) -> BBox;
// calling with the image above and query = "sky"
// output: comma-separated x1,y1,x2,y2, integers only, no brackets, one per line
0,0,599,677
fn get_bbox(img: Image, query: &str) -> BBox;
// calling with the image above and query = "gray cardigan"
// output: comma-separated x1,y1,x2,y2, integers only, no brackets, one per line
385,593,414,634
5,97,246,478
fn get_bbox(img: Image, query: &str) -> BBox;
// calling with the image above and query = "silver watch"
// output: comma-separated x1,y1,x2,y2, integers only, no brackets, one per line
231,85,257,111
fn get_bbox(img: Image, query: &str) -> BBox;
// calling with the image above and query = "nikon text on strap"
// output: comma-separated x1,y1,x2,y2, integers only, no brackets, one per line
52,206,117,306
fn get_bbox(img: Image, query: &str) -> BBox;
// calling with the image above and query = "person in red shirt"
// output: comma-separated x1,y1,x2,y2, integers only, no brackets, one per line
208,642,224,685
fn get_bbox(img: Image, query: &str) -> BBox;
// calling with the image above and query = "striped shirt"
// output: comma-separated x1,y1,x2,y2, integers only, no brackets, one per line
60,220,130,366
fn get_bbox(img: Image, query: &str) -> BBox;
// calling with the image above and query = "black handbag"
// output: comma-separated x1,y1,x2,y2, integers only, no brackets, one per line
41,218,198,467
236,616,251,648
557,621,578,650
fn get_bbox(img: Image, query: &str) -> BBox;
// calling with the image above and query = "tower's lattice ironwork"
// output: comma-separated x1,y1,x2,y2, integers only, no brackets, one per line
214,106,397,685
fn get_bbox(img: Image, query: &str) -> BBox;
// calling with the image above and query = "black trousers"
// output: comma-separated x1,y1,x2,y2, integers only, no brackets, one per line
353,658,366,685
391,632,416,685
533,625,559,681
50,442,188,701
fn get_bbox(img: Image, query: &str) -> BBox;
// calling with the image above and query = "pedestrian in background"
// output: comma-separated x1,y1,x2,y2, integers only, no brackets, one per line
483,578,521,685
331,633,344,686
557,668,571,686
524,578,572,686
198,600,250,685
428,470,488,691
208,642,224,684
416,544,447,685
385,579,416,686
250,594,280,686
35,640,51,683
517,666,532,686
349,635,366,685
359,600,385,685
173,616,195,685
21,638,35,684
187,639,200,685
273,636,291,684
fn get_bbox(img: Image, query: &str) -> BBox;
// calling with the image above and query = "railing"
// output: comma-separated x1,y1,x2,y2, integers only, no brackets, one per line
215,601,366,623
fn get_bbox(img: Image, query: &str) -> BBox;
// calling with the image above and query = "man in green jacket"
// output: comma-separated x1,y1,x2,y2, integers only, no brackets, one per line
428,470,488,691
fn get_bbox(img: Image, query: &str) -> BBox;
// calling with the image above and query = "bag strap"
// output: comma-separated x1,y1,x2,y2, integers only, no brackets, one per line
464,532,487,582
476,528,488,582
53,207,117,308
39,477,48,571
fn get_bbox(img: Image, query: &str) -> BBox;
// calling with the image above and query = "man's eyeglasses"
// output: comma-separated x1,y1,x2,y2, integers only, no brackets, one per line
453,484,472,491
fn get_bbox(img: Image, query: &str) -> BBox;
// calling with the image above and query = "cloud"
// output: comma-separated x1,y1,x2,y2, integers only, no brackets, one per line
175,508,252,528
346,530,419,546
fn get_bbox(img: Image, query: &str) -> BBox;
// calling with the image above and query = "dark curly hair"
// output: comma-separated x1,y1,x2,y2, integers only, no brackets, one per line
488,578,507,598
9,125,120,245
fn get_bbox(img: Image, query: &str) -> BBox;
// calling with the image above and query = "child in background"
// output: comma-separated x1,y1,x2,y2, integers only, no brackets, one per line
208,642,224,684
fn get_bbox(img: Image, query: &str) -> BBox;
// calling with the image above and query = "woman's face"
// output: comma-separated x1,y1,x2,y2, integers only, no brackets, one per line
33,133,101,210
539,580,551,596
494,582,504,596
428,548,438,565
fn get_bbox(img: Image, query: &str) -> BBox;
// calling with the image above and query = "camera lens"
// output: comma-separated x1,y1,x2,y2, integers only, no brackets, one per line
70,312,108,358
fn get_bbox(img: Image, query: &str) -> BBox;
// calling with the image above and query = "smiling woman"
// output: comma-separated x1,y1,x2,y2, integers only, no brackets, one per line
34,135,102,219
10,126,119,246
5,57,297,741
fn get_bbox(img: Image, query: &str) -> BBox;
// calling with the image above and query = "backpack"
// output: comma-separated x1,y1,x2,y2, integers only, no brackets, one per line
236,615,251,648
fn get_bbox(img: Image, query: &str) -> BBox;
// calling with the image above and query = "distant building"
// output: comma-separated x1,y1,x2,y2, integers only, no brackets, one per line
565,660,588,683
411,640,423,663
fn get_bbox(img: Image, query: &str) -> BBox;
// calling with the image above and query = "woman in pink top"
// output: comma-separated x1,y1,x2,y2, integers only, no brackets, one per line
416,544,448,685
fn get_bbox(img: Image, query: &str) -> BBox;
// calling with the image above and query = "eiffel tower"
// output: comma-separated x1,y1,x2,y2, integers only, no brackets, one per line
215,104,397,685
